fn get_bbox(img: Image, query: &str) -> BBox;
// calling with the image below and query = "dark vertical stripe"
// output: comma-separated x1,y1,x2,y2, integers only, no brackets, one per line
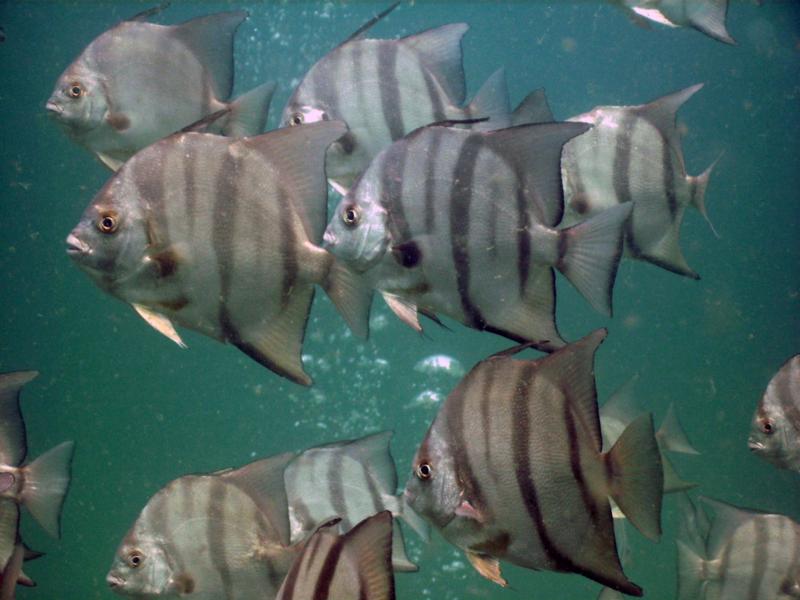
612,115,634,208
207,481,234,600
312,537,346,600
516,186,531,298
747,519,769,599
377,44,406,141
661,140,678,219
184,142,197,238
423,129,443,234
213,150,239,341
380,143,411,245
563,401,600,526
480,365,498,484
278,186,298,308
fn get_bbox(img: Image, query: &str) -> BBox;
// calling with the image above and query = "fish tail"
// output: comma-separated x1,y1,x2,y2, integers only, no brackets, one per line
21,440,75,539
676,540,708,600
661,452,697,494
685,0,735,45
687,154,722,239
464,68,511,130
223,81,276,137
657,403,700,455
604,413,663,542
553,202,632,316
321,256,373,339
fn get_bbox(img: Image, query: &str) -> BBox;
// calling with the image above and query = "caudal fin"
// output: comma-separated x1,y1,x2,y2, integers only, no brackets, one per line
687,155,721,239
604,414,663,542
223,81,276,137
685,0,735,45
21,441,74,539
657,403,700,455
322,258,373,339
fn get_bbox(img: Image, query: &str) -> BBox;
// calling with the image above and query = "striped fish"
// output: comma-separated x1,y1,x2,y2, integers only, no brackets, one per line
324,122,632,350
65,121,371,385
46,7,275,171
276,511,395,600
282,16,511,189
677,495,800,600
0,370,74,580
107,453,299,599
403,329,664,596
749,355,800,473
613,0,735,45
285,431,429,573
560,84,718,279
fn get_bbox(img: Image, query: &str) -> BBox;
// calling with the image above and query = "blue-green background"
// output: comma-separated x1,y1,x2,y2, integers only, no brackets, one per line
1,1,798,598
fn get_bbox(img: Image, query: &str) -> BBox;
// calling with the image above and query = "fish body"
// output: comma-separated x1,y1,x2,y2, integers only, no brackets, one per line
276,511,395,600
404,330,664,595
560,84,717,279
47,10,275,170
615,0,735,44
282,23,510,188
66,121,370,385
324,122,631,349
107,453,298,599
749,355,800,473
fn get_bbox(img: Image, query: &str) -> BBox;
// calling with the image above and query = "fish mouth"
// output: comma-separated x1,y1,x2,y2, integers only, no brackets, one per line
66,233,91,257
45,100,63,116
106,573,124,589
747,439,765,452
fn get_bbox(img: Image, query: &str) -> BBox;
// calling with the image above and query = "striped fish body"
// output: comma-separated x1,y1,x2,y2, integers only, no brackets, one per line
749,355,800,473
560,84,715,279
404,330,663,596
107,453,298,599
46,10,274,170
66,122,362,385
276,511,395,600
325,122,632,349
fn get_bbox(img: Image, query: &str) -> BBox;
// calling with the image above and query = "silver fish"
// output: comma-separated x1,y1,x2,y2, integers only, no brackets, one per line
749,355,800,473
324,122,632,349
46,8,275,171
285,431,429,573
107,453,298,599
613,0,735,45
560,84,718,279
404,329,664,595
276,512,395,600
65,121,371,386
282,16,510,189
677,495,800,600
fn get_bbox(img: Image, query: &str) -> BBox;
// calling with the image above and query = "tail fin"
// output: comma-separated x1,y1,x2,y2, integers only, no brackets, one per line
685,0,735,45
554,203,632,316
676,540,708,600
223,81,276,137
687,155,722,239
21,441,74,539
322,258,373,339
657,403,700,455
661,453,697,494
604,414,663,541
464,68,511,131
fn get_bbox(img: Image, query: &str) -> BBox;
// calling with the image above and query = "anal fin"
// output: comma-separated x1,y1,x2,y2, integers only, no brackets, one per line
381,292,421,332
466,551,507,587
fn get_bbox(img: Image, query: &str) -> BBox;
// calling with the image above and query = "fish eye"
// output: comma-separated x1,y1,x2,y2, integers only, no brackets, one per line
289,113,303,127
68,82,83,99
97,212,118,234
127,550,144,569
341,204,360,227
415,462,433,480
760,419,774,435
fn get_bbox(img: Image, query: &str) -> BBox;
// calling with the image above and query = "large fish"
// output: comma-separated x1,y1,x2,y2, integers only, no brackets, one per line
284,431,429,573
612,0,735,45
324,122,632,350
403,329,664,596
46,7,275,171
65,121,371,386
282,10,511,189
107,453,299,599
677,495,800,600
749,355,800,473
276,511,395,600
560,84,718,279
0,371,74,579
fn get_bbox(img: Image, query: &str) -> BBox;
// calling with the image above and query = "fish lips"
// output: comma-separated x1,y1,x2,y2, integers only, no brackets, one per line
66,232,92,259
45,99,63,116
106,572,125,590
747,438,765,452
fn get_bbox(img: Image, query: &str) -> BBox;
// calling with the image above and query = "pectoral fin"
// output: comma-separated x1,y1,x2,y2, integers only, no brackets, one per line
381,292,421,332
466,551,507,587
96,152,124,172
132,304,187,348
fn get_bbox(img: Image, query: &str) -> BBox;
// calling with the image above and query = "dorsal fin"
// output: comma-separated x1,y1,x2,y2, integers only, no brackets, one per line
127,2,170,23
400,23,469,105
339,2,400,46
512,88,555,126
177,108,230,134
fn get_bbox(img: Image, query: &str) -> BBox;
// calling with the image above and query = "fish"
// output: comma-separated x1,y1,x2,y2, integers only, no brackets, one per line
65,121,372,386
0,370,74,581
46,7,275,171
323,121,632,350
560,84,719,279
284,431,429,573
612,0,736,45
276,511,395,600
677,495,800,600
282,10,511,189
107,452,299,599
413,354,465,378
403,329,664,596
749,354,800,473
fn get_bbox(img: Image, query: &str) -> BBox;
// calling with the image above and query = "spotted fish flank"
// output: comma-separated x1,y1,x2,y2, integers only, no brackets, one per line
404,330,664,596
615,0,735,45
749,355,800,473
324,122,632,349
66,121,372,385
46,8,275,170
276,511,395,600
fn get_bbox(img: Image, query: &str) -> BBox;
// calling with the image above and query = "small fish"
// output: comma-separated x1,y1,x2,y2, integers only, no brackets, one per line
677,495,800,600
284,431,429,573
46,8,275,171
404,330,664,595
107,453,299,599
282,10,511,189
324,122,632,349
560,84,718,279
749,355,800,472
276,511,395,600
613,0,736,45
66,121,371,385
413,354,465,378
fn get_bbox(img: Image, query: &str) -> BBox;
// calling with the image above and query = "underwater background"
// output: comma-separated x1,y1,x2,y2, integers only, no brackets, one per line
0,0,798,598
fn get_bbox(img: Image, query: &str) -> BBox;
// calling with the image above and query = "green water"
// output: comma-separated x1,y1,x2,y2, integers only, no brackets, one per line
1,1,798,598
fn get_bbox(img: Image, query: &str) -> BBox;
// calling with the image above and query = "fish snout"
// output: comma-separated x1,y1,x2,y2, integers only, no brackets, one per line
322,228,337,250
45,99,63,116
106,573,124,589
66,232,91,257
747,438,765,452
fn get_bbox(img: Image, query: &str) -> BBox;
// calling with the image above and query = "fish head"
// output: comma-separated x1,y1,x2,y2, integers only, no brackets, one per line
47,60,108,134
323,176,391,273
748,402,790,466
107,536,177,597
